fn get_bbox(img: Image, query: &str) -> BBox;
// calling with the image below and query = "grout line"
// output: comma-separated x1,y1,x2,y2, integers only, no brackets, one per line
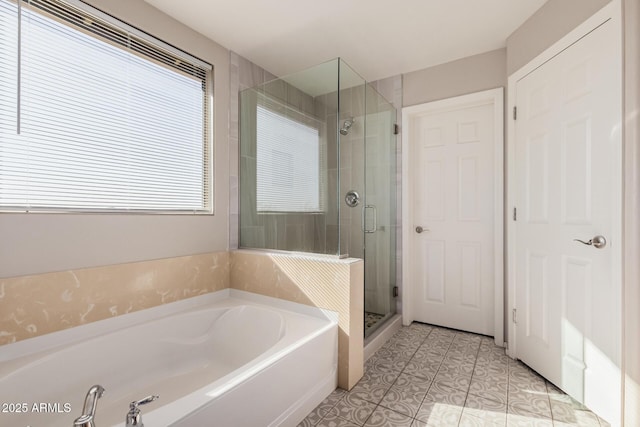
355,324,438,426
315,324,597,427
365,324,438,426
408,325,457,426
546,381,557,423
365,325,434,423
457,333,483,427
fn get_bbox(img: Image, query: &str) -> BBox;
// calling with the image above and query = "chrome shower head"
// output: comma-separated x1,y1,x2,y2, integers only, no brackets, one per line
340,117,355,135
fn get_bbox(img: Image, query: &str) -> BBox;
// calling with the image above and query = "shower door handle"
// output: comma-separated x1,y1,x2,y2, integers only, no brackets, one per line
362,205,377,233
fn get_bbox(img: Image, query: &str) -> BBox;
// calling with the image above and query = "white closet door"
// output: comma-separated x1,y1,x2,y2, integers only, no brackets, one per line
513,17,622,425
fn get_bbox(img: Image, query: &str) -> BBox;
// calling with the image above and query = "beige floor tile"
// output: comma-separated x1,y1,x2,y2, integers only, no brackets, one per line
300,324,603,427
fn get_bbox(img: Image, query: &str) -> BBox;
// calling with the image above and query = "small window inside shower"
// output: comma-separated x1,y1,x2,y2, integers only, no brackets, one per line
256,96,322,213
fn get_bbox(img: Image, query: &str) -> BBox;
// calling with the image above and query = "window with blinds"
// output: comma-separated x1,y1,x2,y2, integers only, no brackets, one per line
0,0,212,213
256,98,321,213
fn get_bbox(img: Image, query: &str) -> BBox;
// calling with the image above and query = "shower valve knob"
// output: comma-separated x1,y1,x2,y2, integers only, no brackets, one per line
345,190,360,207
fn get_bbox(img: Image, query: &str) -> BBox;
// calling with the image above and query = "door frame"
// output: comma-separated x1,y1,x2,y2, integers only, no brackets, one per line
506,0,622,360
401,87,505,347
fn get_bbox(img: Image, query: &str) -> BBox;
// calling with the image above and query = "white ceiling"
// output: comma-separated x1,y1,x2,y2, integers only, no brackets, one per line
144,0,547,82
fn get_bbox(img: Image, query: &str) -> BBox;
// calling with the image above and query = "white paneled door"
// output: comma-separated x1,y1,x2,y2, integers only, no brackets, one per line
512,14,621,425
404,89,503,338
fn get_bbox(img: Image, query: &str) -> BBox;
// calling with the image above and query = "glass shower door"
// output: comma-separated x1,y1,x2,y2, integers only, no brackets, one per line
363,84,397,338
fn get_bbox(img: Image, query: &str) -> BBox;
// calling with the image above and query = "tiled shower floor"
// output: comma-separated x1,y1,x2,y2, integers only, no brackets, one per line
298,323,608,427
365,312,385,330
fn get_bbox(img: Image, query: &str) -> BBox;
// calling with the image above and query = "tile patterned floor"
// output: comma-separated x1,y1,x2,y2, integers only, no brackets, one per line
299,323,609,427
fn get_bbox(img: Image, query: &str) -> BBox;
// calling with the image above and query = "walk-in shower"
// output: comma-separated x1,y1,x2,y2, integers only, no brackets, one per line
239,58,397,338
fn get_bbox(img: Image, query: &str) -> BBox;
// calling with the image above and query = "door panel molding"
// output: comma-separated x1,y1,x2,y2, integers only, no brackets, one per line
507,1,622,424
507,0,620,357
402,87,504,346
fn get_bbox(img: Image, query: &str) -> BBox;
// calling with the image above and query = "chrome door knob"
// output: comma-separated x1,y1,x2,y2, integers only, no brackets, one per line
573,235,607,249
415,226,428,234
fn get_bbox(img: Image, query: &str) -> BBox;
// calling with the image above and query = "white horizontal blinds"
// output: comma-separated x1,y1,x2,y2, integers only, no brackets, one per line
0,0,211,212
0,1,18,140
256,96,321,212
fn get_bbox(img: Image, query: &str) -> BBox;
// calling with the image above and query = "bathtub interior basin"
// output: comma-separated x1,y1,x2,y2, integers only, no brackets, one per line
0,289,338,427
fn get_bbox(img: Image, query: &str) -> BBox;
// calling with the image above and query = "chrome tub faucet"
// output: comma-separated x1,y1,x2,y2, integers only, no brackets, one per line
73,384,105,427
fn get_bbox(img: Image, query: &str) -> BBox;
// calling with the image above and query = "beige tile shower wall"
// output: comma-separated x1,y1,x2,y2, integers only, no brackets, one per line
230,250,364,390
0,252,230,346
237,63,328,254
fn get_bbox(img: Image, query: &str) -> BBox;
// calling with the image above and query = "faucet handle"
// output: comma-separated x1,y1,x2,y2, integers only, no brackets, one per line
126,395,159,427
129,395,159,411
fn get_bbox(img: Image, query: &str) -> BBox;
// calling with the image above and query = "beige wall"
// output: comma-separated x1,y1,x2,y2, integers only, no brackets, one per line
0,252,230,345
230,250,364,390
402,48,506,107
506,0,612,74
403,0,613,106
623,0,640,424
0,0,231,279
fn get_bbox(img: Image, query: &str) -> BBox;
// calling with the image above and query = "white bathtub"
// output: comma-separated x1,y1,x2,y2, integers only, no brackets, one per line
0,289,338,427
